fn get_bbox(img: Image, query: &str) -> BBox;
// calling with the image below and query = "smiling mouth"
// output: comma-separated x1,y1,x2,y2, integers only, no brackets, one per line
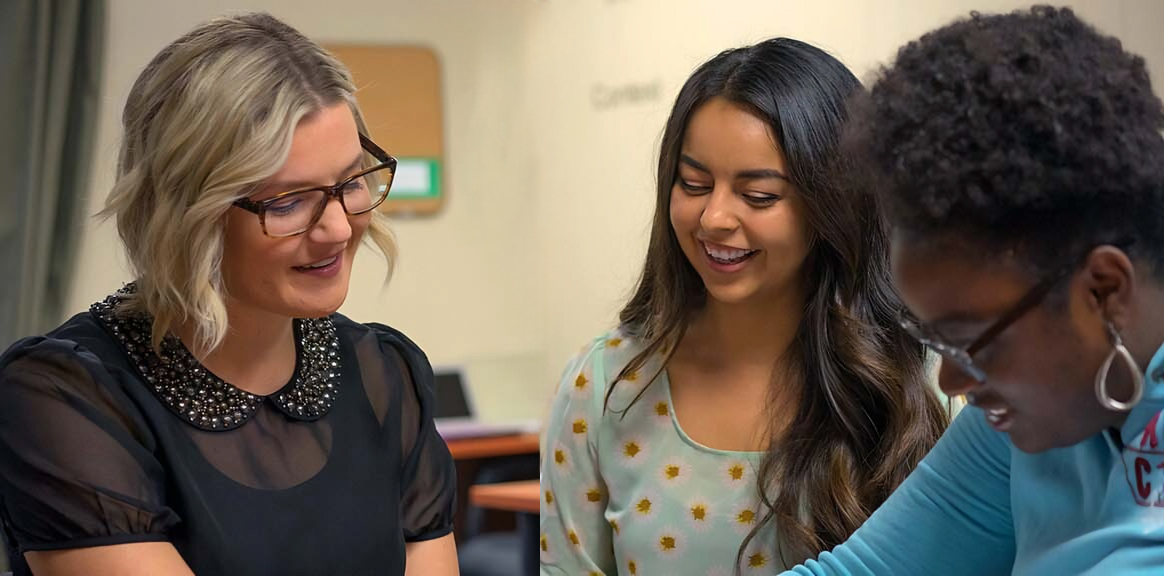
967,392,1014,428
295,255,339,271
985,407,1011,424
702,242,758,265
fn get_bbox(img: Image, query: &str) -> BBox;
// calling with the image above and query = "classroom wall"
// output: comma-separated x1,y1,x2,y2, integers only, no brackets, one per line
68,0,1164,423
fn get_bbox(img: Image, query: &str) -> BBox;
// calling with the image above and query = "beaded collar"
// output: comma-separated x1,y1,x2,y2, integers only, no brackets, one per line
90,283,341,431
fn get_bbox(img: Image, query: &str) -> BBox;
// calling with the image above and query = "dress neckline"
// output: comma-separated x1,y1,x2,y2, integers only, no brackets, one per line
90,283,342,431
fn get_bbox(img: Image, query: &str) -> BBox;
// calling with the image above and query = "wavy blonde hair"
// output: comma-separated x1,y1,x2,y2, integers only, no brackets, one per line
101,12,396,356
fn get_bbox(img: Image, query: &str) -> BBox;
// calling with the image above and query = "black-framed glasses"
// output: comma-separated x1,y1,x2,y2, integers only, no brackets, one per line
233,134,397,237
899,239,1135,383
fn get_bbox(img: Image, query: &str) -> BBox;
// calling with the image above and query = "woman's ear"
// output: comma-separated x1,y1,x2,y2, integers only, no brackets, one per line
1077,245,1137,330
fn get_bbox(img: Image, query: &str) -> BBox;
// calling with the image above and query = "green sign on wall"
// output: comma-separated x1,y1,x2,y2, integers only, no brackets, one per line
391,157,441,200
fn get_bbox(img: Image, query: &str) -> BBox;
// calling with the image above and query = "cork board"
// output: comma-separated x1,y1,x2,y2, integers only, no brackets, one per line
324,44,444,215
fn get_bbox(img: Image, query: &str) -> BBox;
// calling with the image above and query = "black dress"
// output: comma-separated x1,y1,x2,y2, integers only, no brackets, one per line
0,285,456,575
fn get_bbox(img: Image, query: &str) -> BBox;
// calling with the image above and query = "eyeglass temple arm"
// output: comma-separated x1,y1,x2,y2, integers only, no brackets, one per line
965,273,1059,356
359,133,393,164
965,238,1137,356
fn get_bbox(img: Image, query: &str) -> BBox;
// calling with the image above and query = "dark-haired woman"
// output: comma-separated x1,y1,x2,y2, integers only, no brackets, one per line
539,37,949,575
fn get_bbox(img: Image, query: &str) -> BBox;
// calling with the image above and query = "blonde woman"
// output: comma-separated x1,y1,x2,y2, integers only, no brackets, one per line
0,13,457,576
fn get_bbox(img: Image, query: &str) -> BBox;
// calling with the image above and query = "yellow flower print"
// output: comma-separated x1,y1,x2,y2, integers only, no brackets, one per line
722,460,750,488
636,497,653,515
652,400,672,426
572,418,588,435
731,506,761,535
692,504,707,521
742,544,774,570
578,485,605,511
659,459,692,486
654,526,685,560
539,529,556,564
618,435,650,468
736,509,757,524
552,442,574,473
686,495,713,532
630,491,658,521
748,551,769,567
570,367,592,399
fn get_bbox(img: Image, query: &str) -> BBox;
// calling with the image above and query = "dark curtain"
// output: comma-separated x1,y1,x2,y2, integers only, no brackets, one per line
0,0,106,569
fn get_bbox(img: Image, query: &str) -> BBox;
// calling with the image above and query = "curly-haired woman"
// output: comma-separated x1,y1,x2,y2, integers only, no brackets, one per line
785,6,1164,575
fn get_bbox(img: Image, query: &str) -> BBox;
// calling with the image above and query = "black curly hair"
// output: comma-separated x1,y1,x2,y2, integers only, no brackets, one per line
855,5,1164,272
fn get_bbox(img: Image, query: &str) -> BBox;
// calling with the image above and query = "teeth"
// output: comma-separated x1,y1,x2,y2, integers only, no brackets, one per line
986,407,1009,424
704,244,753,261
302,256,337,269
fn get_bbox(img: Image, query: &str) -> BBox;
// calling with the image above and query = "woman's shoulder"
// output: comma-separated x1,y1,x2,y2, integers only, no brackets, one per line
329,314,434,391
331,314,426,357
559,326,660,399
0,310,147,430
1,311,123,373
566,324,632,368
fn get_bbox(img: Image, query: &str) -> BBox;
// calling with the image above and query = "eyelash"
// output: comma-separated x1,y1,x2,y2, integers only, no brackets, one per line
678,180,780,205
679,180,711,194
744,194,779,206
267,199,302,216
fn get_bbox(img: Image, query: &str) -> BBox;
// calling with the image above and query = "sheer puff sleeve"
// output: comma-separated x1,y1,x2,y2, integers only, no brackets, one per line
365,323,456,542
0,335,179,554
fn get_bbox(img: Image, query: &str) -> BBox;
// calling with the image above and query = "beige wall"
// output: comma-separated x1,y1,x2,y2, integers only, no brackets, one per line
70,0,1164,423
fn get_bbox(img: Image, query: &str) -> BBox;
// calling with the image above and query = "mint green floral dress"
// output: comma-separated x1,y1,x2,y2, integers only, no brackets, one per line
540,329,784,576
540,329,955,576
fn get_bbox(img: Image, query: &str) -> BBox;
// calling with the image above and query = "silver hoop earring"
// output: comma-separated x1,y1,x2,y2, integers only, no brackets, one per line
1094,322,1144,412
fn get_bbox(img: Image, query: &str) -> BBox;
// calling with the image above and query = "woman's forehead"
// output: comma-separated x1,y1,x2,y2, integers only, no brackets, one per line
890,234,1030,323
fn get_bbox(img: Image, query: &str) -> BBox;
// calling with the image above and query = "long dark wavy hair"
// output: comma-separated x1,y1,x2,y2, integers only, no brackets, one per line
610,38,949,569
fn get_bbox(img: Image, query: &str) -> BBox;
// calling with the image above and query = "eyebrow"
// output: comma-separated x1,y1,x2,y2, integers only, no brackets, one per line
267,152,365,193
679,154,788,181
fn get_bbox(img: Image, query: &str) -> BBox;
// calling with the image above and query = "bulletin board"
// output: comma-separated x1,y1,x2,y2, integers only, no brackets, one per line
324,44,445,216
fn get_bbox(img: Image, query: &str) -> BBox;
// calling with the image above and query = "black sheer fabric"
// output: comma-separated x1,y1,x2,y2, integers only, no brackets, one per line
0,302,455,575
